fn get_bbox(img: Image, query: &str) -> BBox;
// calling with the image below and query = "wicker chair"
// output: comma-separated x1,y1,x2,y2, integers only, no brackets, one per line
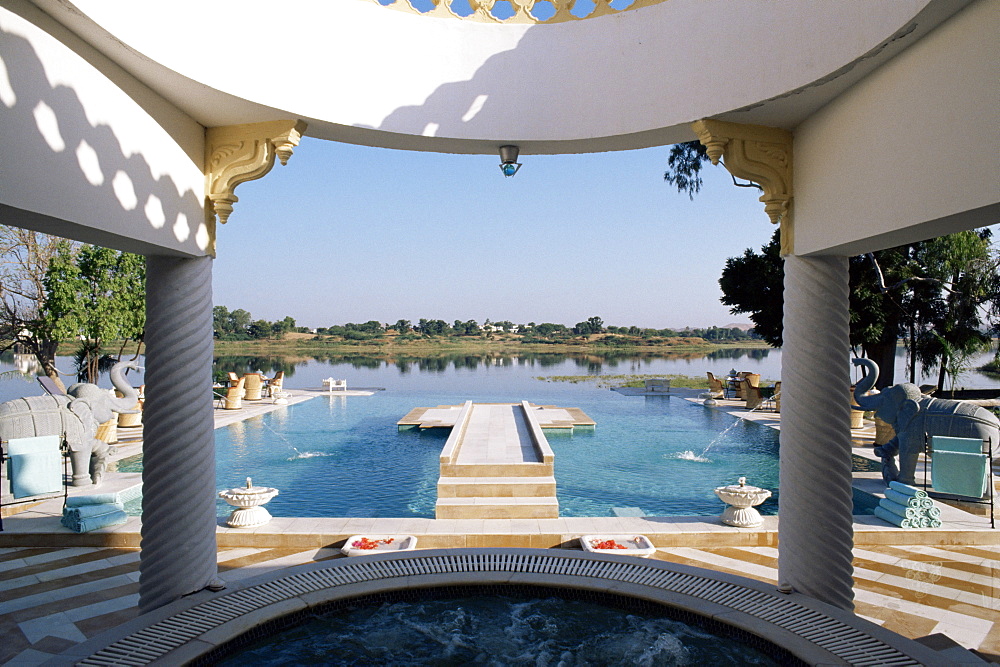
706,372,726,398
267,371,284,397
95,417,118,444
740,379,764,410
116,385,143,427
243,373,264,401
772,381,781,413
217,377,245,410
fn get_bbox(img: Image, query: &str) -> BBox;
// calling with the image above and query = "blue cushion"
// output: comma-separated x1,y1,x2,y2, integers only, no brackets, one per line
9,451,62,498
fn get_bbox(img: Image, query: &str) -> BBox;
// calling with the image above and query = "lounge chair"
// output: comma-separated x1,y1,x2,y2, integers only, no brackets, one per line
243,373,264,401
324,378,347,392
644,378,670,393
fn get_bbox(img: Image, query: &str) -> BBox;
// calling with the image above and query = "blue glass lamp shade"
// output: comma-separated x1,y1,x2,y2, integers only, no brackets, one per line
500,162,521,177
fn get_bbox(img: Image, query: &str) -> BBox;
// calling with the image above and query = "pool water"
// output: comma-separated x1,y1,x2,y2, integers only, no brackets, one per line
120,386,782,518
216,594,781,666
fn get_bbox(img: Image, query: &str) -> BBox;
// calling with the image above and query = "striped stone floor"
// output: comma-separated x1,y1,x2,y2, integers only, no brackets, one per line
1,543,997,665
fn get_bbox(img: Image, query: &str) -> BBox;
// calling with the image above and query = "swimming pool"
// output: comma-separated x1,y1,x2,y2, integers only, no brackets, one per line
122,385,782,518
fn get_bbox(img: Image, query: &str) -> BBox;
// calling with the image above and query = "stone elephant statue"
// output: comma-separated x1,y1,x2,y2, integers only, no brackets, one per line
851,358,999,486
0,360,140,486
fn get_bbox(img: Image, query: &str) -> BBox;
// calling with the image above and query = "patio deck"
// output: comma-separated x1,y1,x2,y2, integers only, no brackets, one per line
0,388,997,664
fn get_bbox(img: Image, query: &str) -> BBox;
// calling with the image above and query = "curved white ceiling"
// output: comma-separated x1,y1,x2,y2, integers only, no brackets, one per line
56,0,954,154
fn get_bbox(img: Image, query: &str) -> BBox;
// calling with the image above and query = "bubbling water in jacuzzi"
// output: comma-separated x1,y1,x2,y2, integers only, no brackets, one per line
217,594,780,666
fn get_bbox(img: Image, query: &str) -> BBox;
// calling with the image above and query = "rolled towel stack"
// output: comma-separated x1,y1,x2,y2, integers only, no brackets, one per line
61,494,128,533
875,482,942,528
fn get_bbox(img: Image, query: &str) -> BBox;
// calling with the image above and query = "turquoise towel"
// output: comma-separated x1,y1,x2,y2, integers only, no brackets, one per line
62,508,127,533
6,435,61,457
874,506,915,528
61,503,126,532
925,506,941,520
928,518,942,528
931,435,983,454
884,488,923,508
888,481,928,498
878,498,918,520
67,494,120,507
9,451,62,499
932,450,989,498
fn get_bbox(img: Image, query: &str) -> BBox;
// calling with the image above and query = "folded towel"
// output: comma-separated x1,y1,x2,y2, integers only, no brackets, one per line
878,498,919,520
9,451,62,499
888,481,928,498
925,506,941,520
884,488,924,508
66,494,120,507
919,497,934,510
64,503,124,519
62,508,128,533
928,518,942,528
61,503,127,532
918,516,931,528
874,506,915,528
932,450,989,498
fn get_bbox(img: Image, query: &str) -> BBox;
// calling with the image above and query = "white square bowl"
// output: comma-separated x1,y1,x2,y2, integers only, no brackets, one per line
579,534,656,558
341,535,418,556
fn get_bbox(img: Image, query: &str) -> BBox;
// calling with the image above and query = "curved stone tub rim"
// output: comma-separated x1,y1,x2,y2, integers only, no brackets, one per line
52,548,951,666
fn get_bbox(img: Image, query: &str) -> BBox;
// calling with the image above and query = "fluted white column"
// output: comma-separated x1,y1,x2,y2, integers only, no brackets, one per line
139,255,217,613
779,255,854,610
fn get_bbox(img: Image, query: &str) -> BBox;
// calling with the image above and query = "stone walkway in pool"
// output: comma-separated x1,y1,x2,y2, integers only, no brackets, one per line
1,386,999,663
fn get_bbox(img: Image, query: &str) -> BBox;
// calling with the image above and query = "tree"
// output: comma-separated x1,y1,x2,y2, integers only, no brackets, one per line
0,228,74,388
271,315,296,339
718,228,997,389
718,231,784,348
393,319,411,334
663,141,711,199
228,309,251,337
43,244,145,383
247,319,271,339
910,230,995,389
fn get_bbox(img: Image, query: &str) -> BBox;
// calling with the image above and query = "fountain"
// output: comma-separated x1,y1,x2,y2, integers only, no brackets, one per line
714,477,772,528
218,477,279,528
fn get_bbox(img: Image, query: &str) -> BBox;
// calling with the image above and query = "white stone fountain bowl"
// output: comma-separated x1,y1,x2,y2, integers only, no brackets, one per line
218,487,279,508
579,535,656,558
714,484,771,509
341,535,418,557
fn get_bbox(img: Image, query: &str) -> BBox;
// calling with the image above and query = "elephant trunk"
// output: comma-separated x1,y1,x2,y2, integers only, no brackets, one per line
851,358,884,411
109,360,141,413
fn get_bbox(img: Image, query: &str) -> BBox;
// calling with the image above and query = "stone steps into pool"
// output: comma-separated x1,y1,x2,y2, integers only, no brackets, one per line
436,497,561,519
432,401,567,519
438,476,557,498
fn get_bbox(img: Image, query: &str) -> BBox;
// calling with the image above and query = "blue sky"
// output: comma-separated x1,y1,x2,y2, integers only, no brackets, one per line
212,138,774,330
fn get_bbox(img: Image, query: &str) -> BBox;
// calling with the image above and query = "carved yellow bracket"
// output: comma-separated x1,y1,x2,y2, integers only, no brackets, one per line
691,119,794,255
205,120,307,251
